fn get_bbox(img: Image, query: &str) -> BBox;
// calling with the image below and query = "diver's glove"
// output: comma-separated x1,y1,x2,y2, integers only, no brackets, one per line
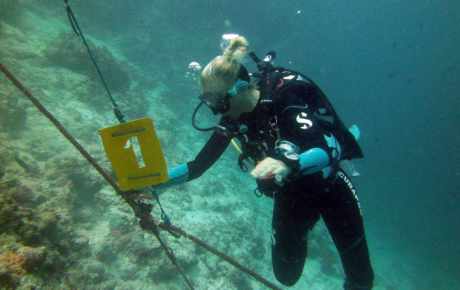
153,163,189,190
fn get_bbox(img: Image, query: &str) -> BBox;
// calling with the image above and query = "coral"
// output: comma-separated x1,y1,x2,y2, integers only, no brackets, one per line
249,237,266,260
95,243,117,265
83,261,107,284
228,270,253,289
0,181,56,244
0,188,24,233
0,246,45,288
0,269,18,290
45,33,131,95
0,180,85,254
66,167,104,205
0,251,26,276
7,181,36,207
0,254,22,289
50,156,104,208
16,210,51,245
13,153,40,176
149,263,181,284
17,246,46,272
0,89,27,138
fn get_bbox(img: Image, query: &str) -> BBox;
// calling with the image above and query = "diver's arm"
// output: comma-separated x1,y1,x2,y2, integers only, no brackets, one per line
297,125,360,176
277,126,361,178
298,134,340,176
270,133,340,177
157,130,231,189
251,138,337,181
186,130,231,180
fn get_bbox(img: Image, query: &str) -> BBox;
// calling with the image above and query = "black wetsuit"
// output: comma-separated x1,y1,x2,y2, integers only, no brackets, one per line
186,74,374,289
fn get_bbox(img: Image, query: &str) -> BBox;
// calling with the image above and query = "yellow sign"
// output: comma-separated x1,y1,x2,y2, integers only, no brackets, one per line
99,117,168,191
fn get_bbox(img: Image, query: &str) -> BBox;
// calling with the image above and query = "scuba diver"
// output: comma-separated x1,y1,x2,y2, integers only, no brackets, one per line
158,35,374,289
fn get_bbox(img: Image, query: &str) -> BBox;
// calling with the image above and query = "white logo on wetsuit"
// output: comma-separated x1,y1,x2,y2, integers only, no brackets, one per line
337,171,362,214
296,112,313,130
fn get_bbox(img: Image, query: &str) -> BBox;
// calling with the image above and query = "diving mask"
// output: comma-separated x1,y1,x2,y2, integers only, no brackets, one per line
199,79,250,115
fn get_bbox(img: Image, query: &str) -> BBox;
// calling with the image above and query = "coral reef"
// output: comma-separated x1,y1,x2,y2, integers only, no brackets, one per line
57,157,104,205
0,88,27,138
45,33,131,95
0,250,25,289
0,150,91,289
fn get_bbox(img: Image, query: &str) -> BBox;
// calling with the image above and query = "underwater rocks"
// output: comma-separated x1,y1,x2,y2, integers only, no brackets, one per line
45,33,131,94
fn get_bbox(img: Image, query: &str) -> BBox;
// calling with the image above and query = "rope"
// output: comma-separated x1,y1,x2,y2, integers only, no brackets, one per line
0,63,281,290
63,0,174,228
161,223,282,290
63,0,125,123
0,63,194,290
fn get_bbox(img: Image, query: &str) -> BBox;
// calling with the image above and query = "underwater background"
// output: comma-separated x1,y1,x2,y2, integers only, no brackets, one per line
1,0,459,289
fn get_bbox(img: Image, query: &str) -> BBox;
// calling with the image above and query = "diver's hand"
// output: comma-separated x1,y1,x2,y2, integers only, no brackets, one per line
250,157,290,181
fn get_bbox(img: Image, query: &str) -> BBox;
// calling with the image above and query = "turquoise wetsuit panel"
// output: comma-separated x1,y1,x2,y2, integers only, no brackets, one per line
299,148,330,175
299,133,342,178
168,163,189,183
154,163,189,190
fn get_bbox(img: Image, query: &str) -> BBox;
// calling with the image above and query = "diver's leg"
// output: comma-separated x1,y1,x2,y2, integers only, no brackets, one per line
271,187,320,286
321,170,374,290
